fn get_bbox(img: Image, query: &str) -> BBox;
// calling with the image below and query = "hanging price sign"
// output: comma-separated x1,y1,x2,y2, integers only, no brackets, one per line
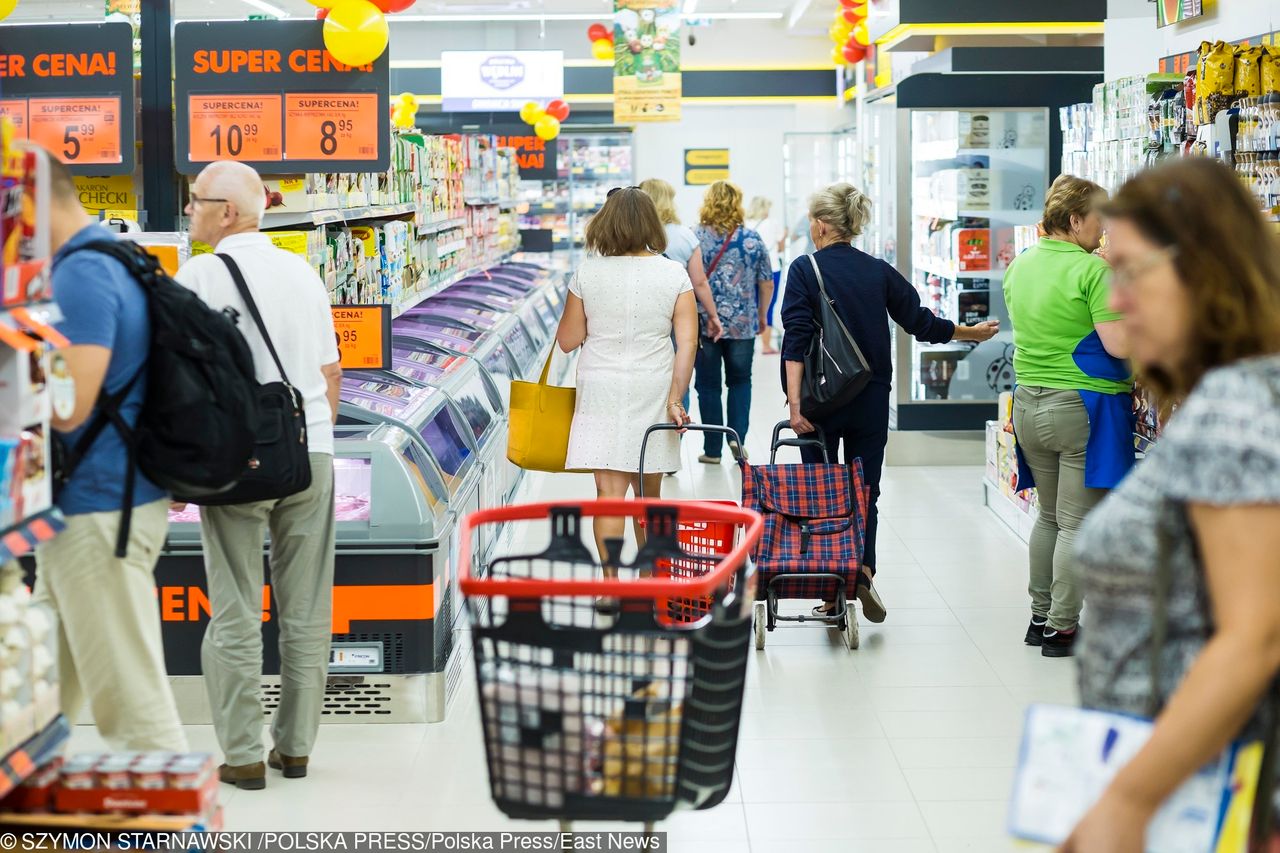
331,304,391,370
284,93,378,163
27,97,122,166
187,95,283,162
174,20,389,174
0,22,135,175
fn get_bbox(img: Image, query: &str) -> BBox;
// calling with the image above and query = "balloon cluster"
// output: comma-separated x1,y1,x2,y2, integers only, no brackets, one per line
587,22,615,62
309,0,415,67
519,100,571,141
392,92,419,129
0,0,16,23
828,0,870,66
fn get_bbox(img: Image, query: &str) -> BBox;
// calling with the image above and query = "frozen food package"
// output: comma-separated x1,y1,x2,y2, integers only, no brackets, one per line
1235,46,1263,98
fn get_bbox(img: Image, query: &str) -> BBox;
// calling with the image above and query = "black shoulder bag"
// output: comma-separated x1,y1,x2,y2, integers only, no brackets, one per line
192,254,312,506
798,253,871,419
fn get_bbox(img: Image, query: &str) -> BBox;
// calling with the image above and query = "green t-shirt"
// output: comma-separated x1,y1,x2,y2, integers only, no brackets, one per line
1003,238,1132,395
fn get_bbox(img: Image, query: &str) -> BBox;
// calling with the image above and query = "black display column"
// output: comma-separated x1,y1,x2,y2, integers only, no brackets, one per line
141,0,179,232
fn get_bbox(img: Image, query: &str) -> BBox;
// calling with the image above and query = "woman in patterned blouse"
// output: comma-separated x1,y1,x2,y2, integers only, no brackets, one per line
1062,159,1280,850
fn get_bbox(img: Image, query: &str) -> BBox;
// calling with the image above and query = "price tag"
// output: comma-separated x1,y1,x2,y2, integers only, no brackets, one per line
331,304,391,370
0,100,29,139
27,96,122,166
187,94,283,163
285,93,378,162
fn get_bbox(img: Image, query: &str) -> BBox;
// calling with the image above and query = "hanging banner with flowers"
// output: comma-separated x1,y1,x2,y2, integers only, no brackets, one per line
613,0,681,123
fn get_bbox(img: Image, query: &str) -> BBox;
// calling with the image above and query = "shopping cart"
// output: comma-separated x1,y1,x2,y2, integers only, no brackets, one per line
458,497,763,833
746,420,870,651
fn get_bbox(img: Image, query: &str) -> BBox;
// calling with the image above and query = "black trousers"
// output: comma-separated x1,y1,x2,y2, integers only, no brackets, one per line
798,383,891,574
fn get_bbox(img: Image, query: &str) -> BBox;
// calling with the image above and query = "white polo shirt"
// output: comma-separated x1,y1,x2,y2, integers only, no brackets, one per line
175,232,340,456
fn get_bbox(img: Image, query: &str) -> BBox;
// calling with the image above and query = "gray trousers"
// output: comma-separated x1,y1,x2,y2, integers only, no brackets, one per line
200,454,335,766
1012,387,1107,632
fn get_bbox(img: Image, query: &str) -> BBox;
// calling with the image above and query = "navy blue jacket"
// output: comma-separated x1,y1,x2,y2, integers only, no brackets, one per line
780,243,956,391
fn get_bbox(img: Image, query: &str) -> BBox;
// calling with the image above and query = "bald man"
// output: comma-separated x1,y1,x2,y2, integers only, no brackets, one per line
176,161,342,790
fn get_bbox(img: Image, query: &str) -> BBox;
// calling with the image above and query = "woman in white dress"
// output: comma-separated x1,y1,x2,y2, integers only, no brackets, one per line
556,187,699,559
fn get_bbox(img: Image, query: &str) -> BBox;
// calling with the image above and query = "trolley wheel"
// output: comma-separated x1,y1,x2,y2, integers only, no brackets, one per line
843,608,860,650
753,600,767,650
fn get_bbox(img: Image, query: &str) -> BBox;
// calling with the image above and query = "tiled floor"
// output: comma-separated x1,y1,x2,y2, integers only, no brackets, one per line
70,353,1072,851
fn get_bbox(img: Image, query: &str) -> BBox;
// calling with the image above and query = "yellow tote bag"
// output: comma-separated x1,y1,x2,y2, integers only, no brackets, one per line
507,349,582,473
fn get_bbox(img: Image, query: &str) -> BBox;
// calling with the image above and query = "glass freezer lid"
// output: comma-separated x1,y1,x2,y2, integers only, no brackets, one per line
503,323,537,368
394,322,484,352
420,405,473,479
423,301,505,324
168,457,373,524
450,372,497,442
519,303,549,335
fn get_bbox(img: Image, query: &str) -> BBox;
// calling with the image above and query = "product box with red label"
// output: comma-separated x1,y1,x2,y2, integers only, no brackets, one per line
954,228,991,272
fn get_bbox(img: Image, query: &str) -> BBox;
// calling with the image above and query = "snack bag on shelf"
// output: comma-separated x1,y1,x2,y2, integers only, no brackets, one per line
1261,46,1280,97
1234,46,1263,99
1197,41,1236,125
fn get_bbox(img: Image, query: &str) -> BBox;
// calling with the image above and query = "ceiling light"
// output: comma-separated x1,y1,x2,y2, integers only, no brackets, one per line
239,0,290,17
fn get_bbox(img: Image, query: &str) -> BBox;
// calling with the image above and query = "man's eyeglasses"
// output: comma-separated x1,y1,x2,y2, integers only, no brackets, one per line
1111,245,1177,292
607,186,641,198
188,194,229,205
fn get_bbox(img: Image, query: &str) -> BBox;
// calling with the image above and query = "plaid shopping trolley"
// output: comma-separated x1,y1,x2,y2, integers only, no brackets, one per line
742,420,870,650
458,498,763,832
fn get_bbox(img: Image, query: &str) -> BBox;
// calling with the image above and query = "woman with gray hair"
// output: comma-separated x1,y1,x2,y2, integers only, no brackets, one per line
780,183,999,621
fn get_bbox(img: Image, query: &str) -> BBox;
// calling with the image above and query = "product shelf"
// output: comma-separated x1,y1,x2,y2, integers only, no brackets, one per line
0,716,68,804
913,140,1048,164
914,258,1003,281
912,202,1037,222
983,477,1037,545
262,202,417,230
0,508,65,565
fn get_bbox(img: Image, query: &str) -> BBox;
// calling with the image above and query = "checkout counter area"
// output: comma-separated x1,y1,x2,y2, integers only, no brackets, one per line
159,258,572,724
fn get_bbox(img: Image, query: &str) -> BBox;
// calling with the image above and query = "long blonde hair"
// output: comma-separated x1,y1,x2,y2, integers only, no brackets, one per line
699,180,745,235
639,178,680,225
746,196,772,223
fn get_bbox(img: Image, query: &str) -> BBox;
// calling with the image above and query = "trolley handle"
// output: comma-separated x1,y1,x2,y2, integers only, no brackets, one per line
458,498,764,600
637,423,743,498
770,419,829,464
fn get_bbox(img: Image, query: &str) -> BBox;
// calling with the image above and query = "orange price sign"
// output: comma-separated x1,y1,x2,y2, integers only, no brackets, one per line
187,95,283,164
331,305,390,370
284,93,378,163
0,100,29,139
27,96,122,166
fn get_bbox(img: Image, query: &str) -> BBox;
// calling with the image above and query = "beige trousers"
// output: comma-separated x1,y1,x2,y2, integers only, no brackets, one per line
33,498,188,752
199,454,335,767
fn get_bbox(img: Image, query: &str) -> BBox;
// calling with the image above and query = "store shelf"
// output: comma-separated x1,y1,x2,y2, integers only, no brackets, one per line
914,140,1048,163
984,478,1037,545
0,508,65,565
437,240,467,256
417,217,467,236
263,202,416,229
0,715,69,803
915,259,1003,281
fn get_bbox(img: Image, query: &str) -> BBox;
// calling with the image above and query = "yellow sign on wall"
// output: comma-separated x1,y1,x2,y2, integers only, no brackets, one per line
75,174,137,213
684,149,730,185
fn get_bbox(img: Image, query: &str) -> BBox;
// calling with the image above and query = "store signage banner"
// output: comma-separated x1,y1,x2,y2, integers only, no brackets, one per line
331,305,392,370
0,22,136,176
173,20,391,175
440,51,564,112
491,126,559,180
1157,0,1203,28
684,149,729,185
613,0,682,124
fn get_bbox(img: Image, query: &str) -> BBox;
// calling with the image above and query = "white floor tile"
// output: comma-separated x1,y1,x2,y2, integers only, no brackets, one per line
889,737,1022,771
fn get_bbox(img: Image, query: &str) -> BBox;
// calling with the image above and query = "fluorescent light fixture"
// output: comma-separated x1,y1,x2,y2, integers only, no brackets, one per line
390,11,780,22
682,0,698,15
239,0,289,17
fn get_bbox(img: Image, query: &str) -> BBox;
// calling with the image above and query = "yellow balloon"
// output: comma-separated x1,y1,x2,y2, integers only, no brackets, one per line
534,115,561,141
829,22,852,43
0,0,16,20
393,108,415,129
519,101,545,125
323,0,389,67
852,2,869,15
591,38,614,62
830,46,846,66
306,0,335,6
853,21,870,46
398,91,417,108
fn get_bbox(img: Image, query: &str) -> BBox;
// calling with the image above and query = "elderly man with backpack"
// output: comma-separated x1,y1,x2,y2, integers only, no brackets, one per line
175,160,342,791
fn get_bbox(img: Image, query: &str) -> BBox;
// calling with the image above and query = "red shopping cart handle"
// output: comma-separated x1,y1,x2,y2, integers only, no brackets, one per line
458,498,763,600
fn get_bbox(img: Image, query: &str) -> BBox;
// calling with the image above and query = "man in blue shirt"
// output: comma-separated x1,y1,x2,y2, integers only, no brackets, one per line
33,155,186,751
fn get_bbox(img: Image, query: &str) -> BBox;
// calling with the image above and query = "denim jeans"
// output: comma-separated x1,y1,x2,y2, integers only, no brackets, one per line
694,337,754,456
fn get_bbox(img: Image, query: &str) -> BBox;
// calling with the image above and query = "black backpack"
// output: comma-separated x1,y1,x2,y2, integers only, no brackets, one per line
54,239,260,557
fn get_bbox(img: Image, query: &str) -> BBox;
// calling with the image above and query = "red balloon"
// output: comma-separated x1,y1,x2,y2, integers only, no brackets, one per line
371,0,416,10
839,0,857,6
315,6,328,18
841,7,865,23
842,43,867,63
587,22,610,42
545,99,571,121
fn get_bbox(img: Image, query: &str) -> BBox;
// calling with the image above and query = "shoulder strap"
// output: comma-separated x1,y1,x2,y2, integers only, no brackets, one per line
217,253,292,388
706,227,737,277
805,253,830,300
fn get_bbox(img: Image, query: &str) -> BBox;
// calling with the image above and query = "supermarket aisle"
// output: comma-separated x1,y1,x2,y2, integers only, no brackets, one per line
72,352,1073,852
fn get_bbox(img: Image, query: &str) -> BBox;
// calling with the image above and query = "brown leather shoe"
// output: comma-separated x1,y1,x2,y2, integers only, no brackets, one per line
268,749,309,778
218,762,266,790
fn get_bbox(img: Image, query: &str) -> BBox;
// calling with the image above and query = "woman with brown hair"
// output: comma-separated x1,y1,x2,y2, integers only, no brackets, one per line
693,180,774,463
1061,158,1280,851
556,187,699,558
1004,174,1133,658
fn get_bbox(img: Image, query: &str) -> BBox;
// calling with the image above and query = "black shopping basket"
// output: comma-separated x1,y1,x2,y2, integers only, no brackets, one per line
458,498,763,830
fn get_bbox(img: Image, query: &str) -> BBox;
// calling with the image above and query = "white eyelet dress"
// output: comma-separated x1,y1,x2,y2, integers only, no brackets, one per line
564,254,693,474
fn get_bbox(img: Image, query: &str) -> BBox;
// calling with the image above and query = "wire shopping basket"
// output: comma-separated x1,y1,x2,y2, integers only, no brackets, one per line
458,499,763,827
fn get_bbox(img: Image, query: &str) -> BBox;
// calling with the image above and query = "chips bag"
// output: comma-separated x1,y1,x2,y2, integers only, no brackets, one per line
1262,46,1280,97
1235,46,1263,98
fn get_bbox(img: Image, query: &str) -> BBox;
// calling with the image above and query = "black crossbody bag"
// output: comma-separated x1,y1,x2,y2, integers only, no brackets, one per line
187,254,312,506
797,253,871,418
